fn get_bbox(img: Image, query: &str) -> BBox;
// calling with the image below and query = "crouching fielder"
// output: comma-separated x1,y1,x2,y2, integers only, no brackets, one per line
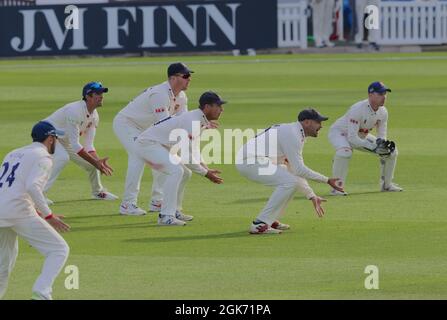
0,121,70,300
329,81,402,195
134,91,225,226
236,109,343,235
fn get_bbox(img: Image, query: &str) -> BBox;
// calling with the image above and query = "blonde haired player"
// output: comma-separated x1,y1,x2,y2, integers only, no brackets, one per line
329,81,402,195
0,121,70,300
113,63,192,215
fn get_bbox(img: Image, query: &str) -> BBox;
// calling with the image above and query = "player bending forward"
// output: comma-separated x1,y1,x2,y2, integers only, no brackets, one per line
236,108,343,234
134,91,225,226
329,81,402,195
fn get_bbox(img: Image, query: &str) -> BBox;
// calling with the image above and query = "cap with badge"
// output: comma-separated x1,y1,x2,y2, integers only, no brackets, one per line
31,121,64,142
368,81,391,94
298,108,328,122
199,91,227,107
167,62,194,77
82,81,109,98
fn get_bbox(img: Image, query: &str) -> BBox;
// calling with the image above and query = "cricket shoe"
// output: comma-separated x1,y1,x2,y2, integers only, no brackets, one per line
31,292,52,300
330,189,348,196
149,200,162,212
271,221,290,231
46,198,54,206
158,214,186,226
92,191,119,201
381,183,403,192
249,222,282,235
175,210,193,221
120,202,147,216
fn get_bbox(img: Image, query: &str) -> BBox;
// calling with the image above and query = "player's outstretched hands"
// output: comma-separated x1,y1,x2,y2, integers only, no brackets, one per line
97,157,113,176
327,178,344,192
47,215,71,233
205,169,223,184
310,196,327,218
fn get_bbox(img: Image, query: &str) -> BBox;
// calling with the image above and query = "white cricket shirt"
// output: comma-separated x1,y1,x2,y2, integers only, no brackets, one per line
118,81,188,130
45,100,99,154
0,142,52,224
330,99,388,149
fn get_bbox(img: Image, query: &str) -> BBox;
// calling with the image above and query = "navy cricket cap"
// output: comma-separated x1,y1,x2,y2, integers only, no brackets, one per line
368,81,392,94
298,108,328,122
199,91,227,107
82,81,108,98
167,62,194,77
31,121,64,142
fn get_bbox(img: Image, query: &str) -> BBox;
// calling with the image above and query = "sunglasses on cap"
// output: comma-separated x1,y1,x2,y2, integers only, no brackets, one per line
176,73,191,79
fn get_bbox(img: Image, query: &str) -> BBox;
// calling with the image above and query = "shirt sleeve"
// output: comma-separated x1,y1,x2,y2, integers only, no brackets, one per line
278,127,328,183
295,175,317,199
376,108,388,140
83,115,98,152
25,156,53,217
65,108,84,153
346,109,377,150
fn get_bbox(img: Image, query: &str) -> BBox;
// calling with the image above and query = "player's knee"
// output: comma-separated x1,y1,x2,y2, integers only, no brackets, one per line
183,167,192,180
335,147,352,159
170,164,184,178
391,147,398,157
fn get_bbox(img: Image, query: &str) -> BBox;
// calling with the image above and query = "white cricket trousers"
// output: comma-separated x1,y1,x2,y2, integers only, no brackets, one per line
328,128,398,188
311,0,335,46
44,140,103,194
0,216,69,299
113,114,166,204
354,0,380,44
236,158,310,225
134,140,191,216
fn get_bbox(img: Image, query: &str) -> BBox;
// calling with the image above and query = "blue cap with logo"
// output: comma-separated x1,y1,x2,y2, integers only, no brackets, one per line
82,81,109,98
31,121,64,142
368,81,392,94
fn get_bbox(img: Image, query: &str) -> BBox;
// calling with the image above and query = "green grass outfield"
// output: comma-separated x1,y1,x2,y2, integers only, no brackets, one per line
1,52,447,299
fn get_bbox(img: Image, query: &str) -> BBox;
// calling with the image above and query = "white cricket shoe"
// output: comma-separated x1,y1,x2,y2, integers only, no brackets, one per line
149,200,162,212
249,222,282,235
92,191,119,200
330,189,348,196
271,220,290,231
120,202,147,216
46,198,54,206
381,183,403,192
157,214,186,226
175,210,193,221
31,291,52,300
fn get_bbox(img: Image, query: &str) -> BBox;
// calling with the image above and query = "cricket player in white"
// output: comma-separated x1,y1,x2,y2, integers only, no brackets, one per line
310,0,336,48
329,81,402,195
134,91,225,226
0,121,70,300
354,0,380,50
113,63,192,216
43,82,117,204
236,109,343,234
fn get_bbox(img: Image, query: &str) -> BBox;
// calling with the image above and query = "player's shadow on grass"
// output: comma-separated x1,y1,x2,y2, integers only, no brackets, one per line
323,190,382,197
125,231,251,243
70,222,157,232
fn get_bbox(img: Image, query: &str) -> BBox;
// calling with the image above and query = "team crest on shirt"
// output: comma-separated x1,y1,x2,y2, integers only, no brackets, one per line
155,108,165,113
